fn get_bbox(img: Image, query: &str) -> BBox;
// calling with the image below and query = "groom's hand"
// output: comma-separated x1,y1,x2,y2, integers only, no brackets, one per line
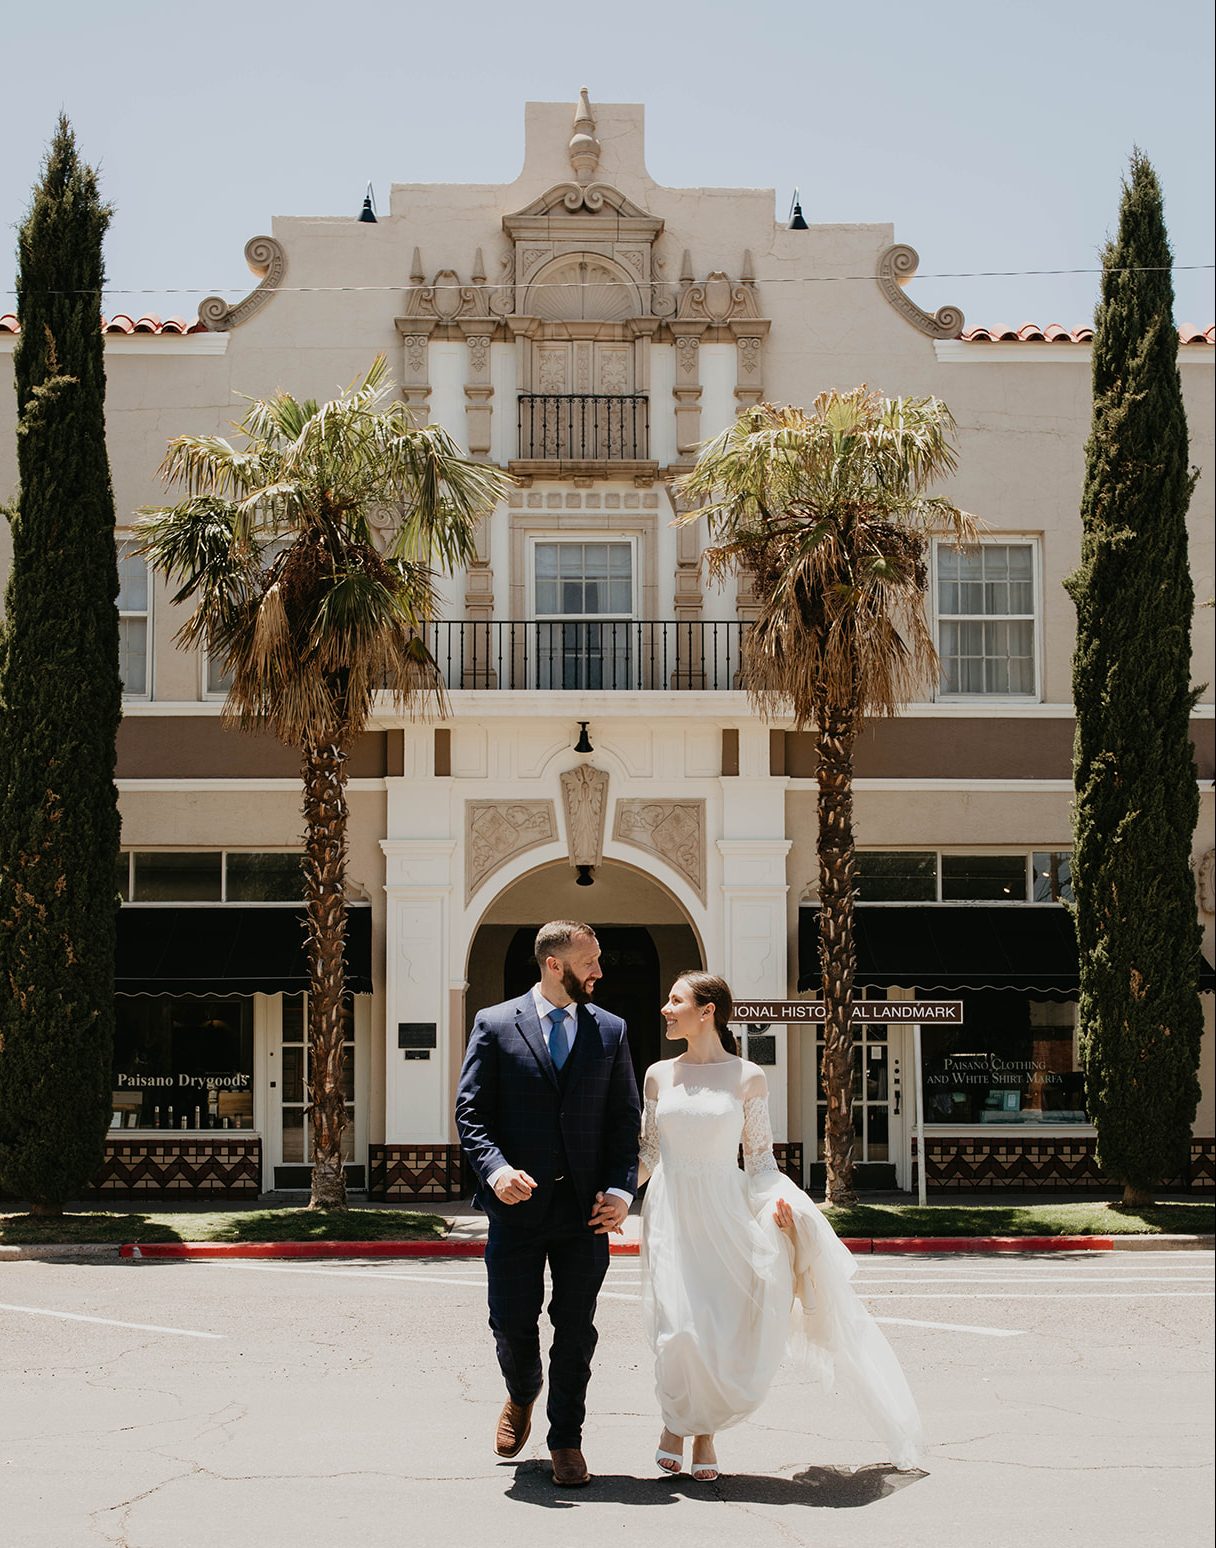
588,1191,628,1235
493,1168,537,1205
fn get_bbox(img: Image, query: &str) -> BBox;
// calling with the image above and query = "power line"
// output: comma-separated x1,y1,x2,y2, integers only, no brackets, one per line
1,264,1213,302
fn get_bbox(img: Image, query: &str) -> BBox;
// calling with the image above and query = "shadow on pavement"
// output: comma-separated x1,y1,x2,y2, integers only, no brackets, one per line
503,1458,926,1508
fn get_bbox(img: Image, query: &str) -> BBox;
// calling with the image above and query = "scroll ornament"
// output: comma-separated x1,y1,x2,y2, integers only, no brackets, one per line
199,236,286,332
875,244,964,340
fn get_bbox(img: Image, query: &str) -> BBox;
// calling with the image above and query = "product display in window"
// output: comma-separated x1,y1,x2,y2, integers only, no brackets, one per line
920,993,1087,1125
112,997,254,1129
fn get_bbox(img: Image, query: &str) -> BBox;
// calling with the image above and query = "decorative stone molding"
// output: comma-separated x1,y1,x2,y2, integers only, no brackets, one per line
399,259,492,329
561,764,609,873
876,244,965,340
568,87,601,185
675,263,762,325
670,322,706,453
466,800,557,902
613,799,706,902
1198,848,1215,915
199,236,286,332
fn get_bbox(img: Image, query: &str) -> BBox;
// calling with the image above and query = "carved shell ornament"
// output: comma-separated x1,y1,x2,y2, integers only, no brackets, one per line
199,236,286,331
875,244,964,340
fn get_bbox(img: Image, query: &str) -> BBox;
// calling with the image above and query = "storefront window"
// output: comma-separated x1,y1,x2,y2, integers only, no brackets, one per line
856,852,936,902
1032,851,1074,903
112,997,253,1130
226,852,305,901
133,852,222,902
941,854,1027,901
920,992,1086,1124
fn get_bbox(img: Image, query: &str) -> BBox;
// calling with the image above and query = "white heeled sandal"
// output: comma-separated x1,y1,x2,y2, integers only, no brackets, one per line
655,1431,684,1474
690,1441,719,1482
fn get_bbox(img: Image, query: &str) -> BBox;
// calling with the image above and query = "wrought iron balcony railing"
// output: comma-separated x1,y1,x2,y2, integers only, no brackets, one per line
517,393,649,461
418,620,747,691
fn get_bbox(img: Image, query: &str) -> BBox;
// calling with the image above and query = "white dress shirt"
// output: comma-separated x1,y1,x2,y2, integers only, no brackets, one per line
485,985,633,1206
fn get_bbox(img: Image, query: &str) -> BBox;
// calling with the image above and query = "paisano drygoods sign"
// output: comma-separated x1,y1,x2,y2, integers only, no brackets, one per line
729,1001,963,1024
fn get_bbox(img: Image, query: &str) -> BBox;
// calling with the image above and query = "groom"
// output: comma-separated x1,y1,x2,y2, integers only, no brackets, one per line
455,920,641,1487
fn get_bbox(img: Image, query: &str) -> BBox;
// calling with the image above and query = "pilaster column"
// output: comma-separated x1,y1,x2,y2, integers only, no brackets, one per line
669,320,706,454
718,728,792,1136
730,318,770,411
395,317,436,422
459,320,496,456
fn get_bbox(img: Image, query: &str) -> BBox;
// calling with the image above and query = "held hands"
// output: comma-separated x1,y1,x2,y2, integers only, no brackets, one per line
773,1197,796,1236
493,1168,537,1205
588,1191,628,1235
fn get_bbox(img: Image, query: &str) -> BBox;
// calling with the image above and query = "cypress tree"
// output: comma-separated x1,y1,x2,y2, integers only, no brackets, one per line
0,118,122,1214
1065,150,1203,1207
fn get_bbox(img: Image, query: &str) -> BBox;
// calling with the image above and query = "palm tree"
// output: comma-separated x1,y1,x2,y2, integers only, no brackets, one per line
677,390,974,1205
136,355,511,1208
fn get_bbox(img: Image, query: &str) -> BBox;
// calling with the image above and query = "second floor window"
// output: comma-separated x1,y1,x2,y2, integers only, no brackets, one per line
533,540,635,689
117,541,150,697
936,540,1037,697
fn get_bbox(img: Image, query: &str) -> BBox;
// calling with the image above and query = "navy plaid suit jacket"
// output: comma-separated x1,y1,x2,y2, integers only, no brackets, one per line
455,992,641,1224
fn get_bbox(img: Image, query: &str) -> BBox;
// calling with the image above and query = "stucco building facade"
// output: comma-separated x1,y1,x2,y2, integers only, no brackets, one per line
2,93,1213,1200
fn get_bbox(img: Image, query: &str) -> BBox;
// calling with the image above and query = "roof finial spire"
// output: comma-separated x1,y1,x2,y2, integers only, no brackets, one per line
568,87,601,186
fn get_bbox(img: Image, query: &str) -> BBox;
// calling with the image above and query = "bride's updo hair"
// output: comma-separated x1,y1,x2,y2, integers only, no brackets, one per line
679,971,737,1055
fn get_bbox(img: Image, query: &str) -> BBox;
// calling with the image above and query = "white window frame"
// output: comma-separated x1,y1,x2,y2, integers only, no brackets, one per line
116,536,152,700
120,849,308,906
526,534,640,623
931,536,1042,703
843,846,1074,906
201,649,232,700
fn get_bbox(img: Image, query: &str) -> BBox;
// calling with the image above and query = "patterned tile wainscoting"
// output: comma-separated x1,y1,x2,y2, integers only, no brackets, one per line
368,1143,806,1201
368,1144,465,1202
913,1136,1216,1192
86,1136,262,1200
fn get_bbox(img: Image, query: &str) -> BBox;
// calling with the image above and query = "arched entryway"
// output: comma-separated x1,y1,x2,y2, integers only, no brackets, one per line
466,858,702,1092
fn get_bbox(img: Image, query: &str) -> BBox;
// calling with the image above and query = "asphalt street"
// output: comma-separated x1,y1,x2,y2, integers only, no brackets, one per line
1,1250,1212,1548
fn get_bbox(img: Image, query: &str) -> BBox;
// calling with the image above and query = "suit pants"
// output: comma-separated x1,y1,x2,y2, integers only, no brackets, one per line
484,1177,610,1451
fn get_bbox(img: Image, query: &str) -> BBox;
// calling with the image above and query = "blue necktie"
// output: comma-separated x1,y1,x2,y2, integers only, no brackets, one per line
548,1008,570,1072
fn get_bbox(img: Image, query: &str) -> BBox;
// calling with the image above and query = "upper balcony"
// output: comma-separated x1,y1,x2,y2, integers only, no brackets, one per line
421,620,746,692
512,393,655,482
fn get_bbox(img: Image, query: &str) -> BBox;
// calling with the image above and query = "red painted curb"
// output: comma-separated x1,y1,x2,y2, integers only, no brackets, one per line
867,1235,1116,1254
119,1239,484,1259
119,1233,1118,1260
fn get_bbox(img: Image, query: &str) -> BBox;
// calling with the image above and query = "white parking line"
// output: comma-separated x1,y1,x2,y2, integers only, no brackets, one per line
859,1291,1212,1300
0,1302,224,1339
850,1275,1214,1286
873,1316,1023,1338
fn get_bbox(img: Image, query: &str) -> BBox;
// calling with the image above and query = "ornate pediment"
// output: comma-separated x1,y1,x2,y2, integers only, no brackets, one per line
505,181,663,232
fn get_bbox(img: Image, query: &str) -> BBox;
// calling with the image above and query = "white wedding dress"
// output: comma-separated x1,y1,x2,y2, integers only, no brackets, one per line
639,1057,923,1468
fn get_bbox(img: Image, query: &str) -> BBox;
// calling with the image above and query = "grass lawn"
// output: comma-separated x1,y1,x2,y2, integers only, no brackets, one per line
820,1200,1215,1238
0,1206,448,1247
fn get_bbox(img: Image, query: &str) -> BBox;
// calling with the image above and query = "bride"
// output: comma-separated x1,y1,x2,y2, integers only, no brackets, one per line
639,971,924,1481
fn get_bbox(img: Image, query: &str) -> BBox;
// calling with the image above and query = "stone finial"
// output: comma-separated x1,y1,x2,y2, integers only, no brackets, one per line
568,87,601,185
471,247,486,285
410,247,425,286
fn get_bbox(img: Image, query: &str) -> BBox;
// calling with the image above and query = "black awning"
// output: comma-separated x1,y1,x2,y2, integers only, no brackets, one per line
116,906,373,996
798,905,1216,1000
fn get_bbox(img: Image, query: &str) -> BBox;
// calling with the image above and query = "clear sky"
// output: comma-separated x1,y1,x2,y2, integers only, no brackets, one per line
1,0,1212,330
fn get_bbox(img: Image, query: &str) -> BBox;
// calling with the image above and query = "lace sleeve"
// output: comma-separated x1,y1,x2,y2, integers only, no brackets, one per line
640,1096,660,1174
742,1094,780,1178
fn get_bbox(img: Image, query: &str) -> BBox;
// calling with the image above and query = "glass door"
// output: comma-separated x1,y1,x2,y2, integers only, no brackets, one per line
805,999,910,1188
274,993,359,1189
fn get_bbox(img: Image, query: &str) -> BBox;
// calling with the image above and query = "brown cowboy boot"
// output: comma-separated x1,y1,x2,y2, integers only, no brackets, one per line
549,1447,591,1487
494,1399,533,1458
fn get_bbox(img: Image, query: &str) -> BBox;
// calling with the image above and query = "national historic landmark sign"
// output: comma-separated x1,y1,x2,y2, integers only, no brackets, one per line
728,1000,966,1206
729,1000,963,1024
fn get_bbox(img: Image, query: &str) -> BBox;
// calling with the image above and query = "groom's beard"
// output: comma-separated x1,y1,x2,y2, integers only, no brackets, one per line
560,963,596,1005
